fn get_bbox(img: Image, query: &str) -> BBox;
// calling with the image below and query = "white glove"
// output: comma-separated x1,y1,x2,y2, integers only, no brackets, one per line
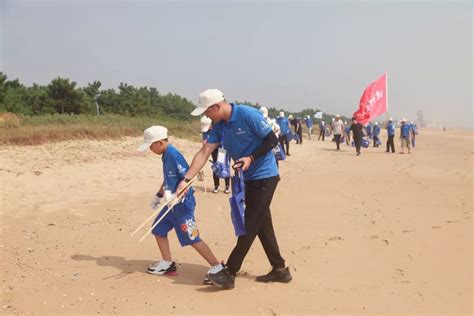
149,195,162,211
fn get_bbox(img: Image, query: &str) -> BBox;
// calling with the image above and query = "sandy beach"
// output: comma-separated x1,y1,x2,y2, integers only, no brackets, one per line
0,129,472,315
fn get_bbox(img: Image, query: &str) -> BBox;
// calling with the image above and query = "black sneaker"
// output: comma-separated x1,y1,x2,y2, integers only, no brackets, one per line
256,267,292,283
203,276,213,285
207,266,235,289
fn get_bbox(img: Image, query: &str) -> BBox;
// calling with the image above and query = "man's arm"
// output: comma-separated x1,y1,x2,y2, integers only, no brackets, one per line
185,142,219,180
237,131,278,171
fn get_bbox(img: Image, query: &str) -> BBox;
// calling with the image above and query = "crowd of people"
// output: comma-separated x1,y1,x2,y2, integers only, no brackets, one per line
136,89,419,291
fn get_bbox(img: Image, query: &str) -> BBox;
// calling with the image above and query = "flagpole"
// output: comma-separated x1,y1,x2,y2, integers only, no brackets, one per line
385,72,389,122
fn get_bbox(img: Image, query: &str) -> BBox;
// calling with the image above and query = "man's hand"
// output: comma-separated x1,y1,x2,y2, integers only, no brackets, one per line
235,156,252,171
176,179,189,196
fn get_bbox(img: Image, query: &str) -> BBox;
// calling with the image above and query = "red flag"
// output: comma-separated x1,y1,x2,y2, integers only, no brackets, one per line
353,73,387,124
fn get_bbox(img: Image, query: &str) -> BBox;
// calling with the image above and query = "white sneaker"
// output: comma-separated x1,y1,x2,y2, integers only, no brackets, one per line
147,260,177,275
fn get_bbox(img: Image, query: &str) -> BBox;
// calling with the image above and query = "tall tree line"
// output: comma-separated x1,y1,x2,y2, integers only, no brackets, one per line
0,73,195,120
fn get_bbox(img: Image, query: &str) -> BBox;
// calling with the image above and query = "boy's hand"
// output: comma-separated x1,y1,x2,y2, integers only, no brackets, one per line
176,180,189,195
149,195,161,211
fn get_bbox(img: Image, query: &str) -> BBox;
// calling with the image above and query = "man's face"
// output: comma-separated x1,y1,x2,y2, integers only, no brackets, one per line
336,117,340,121
204,103,222,122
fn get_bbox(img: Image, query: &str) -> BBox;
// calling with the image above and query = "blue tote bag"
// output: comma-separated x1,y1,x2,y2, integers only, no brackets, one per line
229,170,247,236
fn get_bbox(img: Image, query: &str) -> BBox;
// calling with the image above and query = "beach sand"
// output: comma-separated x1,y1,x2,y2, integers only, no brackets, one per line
0,129,472,315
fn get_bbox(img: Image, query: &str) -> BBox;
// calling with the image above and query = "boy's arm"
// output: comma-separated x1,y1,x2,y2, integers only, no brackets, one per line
155,183,164,197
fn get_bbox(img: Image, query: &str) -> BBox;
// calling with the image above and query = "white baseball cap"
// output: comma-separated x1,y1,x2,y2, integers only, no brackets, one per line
401,118,406,122
191,89,225,116
335,114,341,118
389,117,393,121
200,116,212,132
137,126,168,152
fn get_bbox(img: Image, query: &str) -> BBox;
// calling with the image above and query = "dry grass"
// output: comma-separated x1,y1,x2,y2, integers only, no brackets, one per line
0,113,200,146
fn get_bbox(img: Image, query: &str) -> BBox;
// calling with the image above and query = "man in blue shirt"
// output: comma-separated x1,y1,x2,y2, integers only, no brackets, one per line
305,115,313,140
276,111,291,156
137,125,223,282
386,118,396,153
372,122,381,147
399,118,411,154
179,89,292,289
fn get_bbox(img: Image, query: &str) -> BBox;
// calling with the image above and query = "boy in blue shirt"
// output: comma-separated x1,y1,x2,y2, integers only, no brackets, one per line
180,89,292,290
138,125,223,282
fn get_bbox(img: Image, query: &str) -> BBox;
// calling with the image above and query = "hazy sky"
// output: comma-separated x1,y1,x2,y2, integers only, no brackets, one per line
1,0,472,126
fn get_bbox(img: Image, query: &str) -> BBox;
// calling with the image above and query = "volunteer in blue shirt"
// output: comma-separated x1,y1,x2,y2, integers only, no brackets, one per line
399,118,411,154
386,118,396,153
276,111,291,156
138,125,222,282
372,122,381,148
305,115,313,140
318,121,326,141
178,89,292,290
366,123,373,139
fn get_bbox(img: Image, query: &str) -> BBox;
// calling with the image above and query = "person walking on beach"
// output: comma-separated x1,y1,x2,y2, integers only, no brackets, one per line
295,118,303,145
399,118,411,154
179,89,292,290
331,114,344,150
138,125,223,282
386,118,396,153
318,120,326,141
372,122,381,147
350,117,365,156
305,115,313,140
276,111,291,156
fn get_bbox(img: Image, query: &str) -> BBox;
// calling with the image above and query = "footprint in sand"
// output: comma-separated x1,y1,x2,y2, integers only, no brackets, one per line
432,226,441,229
328,236,343,241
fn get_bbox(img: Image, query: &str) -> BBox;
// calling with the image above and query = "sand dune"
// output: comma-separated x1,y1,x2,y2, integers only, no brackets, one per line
0,129,472,315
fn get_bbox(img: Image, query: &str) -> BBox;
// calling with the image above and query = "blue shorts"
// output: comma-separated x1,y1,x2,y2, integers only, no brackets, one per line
151,198,201,247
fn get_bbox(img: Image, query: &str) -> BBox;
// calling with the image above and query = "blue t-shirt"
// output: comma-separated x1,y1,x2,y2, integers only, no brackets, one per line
401,124,411,138
305,118,313,128
276,116,290,135
207,104,279,181
162,144,194,205
387,122,395,136
366,124,372,134
373,125,381,136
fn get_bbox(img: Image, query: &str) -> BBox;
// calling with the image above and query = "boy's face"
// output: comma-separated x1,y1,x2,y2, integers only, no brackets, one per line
150,141,165,155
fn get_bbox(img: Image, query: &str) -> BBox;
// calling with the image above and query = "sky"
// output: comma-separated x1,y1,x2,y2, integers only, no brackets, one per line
1,0,472,127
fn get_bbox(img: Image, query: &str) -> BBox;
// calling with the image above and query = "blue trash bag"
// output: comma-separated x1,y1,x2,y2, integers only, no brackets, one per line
375,138,382,146
210,157,230,179
361,138,369,148
229,170,246,237
273,143,286,161
340,135,346,143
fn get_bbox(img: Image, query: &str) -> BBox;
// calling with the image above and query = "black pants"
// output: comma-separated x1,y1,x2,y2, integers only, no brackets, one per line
354,137,362,154
226,176,285,275
211,149,230,188
386,135,395,153
334,134,342,149
278,134,290,155
318,130,325,141
297,130,303,145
